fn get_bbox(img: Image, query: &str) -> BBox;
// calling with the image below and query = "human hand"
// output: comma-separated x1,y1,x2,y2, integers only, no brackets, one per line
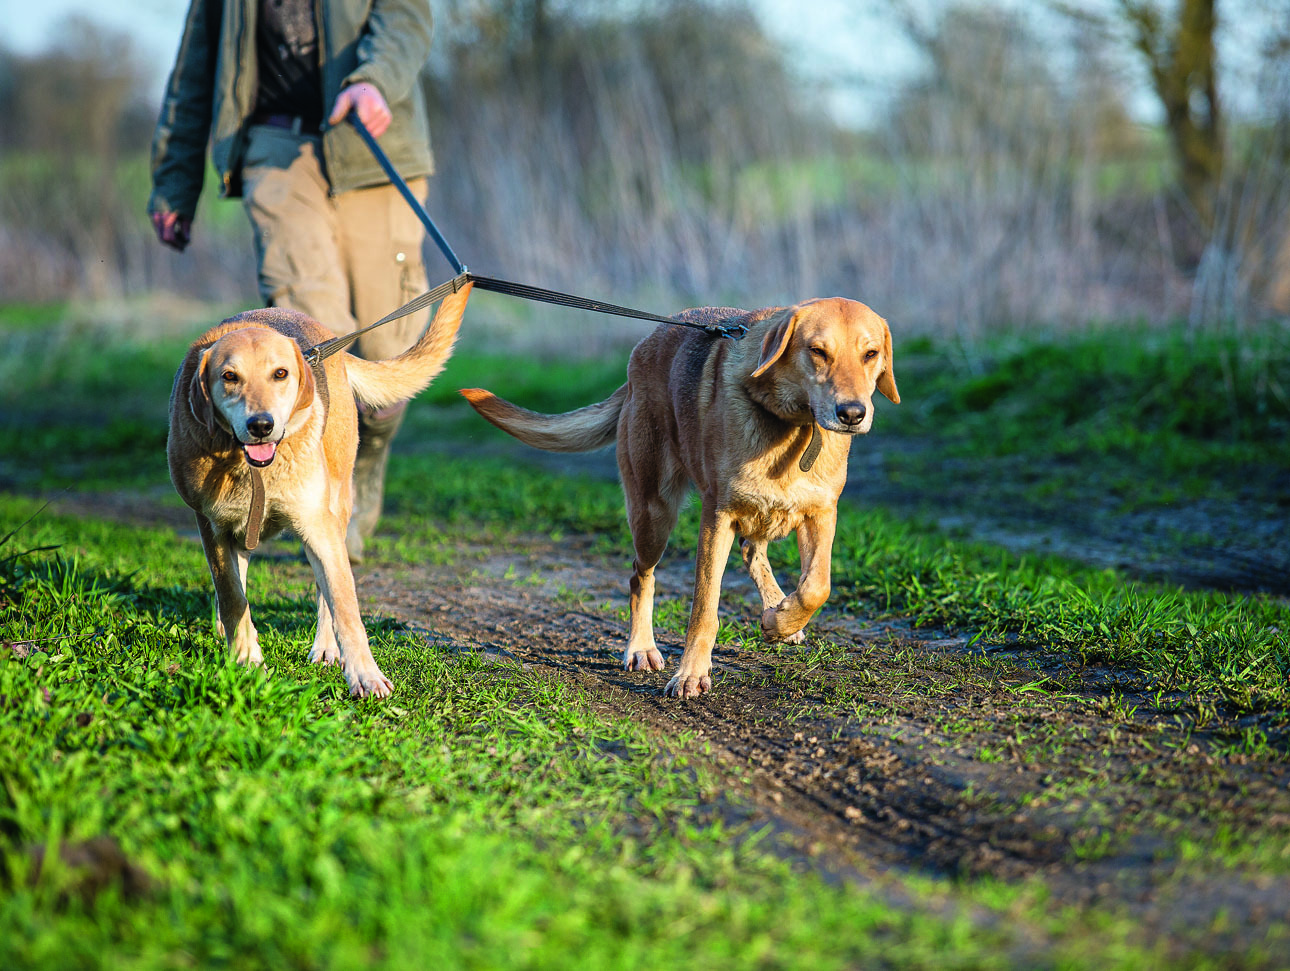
329,82,392,138
152,211,192,252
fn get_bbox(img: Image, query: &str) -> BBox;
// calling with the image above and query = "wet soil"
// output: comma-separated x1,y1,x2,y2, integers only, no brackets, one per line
349,527,1290,962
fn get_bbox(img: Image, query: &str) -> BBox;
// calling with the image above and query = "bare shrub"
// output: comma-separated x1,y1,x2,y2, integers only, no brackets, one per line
423,1,1206,338
0,18,255,305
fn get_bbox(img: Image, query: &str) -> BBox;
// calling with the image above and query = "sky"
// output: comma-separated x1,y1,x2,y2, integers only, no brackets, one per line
1,0,893,73
2,0,1277,126
0,0,920,126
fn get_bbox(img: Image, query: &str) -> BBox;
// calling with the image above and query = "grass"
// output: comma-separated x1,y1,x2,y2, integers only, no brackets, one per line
911,322,1290,470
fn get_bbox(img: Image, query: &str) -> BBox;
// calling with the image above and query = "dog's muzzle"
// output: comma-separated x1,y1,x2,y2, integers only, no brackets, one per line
242,413,278,466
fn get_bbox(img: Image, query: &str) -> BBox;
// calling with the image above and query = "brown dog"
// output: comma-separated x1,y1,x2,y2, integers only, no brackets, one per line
168,284,472,698
463,297,898,698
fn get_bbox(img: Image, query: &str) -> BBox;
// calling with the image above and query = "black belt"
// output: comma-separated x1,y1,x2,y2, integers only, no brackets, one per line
251,113,321,135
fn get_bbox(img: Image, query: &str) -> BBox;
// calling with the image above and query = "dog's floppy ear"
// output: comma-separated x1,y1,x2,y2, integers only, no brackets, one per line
877,321,900,403
188,348,217,435
750,308,801,378
291,341,316,416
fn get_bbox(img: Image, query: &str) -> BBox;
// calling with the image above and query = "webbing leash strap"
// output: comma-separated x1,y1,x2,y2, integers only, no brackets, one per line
466,273,734,333
305,269,747,368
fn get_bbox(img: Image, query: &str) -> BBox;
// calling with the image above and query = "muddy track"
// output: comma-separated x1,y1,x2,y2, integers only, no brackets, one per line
357,530,1290,959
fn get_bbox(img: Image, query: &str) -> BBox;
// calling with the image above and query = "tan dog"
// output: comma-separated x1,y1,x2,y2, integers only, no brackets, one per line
463,297,898,698
168,284,473,698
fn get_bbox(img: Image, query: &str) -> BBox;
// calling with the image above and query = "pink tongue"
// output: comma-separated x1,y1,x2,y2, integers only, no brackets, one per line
245,442,276,463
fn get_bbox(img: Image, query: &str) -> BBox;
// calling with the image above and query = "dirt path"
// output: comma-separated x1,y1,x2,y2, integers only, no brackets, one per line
356,529,1290,961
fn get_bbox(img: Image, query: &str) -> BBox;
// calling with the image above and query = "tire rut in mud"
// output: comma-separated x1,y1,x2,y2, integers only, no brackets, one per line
358,531,1290,953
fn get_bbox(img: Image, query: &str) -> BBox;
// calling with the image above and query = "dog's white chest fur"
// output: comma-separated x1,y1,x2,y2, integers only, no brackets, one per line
726,470,839,541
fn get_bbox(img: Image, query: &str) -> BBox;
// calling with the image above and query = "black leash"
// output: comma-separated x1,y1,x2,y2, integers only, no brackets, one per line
303,113,748,365
347,113,467,276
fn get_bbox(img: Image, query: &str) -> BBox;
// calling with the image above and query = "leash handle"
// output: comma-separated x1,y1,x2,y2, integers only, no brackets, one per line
347,112,467,275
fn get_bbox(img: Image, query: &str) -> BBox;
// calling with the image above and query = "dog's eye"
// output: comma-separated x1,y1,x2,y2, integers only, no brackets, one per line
221,370,238,382
864,349,878,362
809,347,829,362
273,368,289,380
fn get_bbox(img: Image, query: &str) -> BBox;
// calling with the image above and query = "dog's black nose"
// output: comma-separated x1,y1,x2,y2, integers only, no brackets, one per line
835,402,867,426
246,413,275,439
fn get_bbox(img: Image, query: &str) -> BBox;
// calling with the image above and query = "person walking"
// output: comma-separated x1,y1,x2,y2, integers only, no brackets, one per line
148,0,435,563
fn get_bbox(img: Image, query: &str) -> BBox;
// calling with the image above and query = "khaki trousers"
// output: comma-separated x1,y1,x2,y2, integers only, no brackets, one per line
240,123,430,361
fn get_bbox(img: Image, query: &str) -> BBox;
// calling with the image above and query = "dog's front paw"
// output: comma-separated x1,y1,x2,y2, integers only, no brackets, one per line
664,671,711,699
345,664,393,699
231,638,263,667
624,647,666,672
761,604,807,643
309,641,341,665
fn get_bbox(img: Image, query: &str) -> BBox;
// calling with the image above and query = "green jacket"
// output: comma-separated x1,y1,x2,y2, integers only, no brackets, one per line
149,0,433,219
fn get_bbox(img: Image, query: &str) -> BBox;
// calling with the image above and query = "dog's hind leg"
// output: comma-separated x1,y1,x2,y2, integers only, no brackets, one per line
761,511,836,641
622,491,686,672
197,516,262,665
666,502,737,699
619,437,686,673
741,539,806,645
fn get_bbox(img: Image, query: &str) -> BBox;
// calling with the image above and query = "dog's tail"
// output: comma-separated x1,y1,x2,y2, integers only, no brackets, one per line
460,384,627,452
345,284,472,410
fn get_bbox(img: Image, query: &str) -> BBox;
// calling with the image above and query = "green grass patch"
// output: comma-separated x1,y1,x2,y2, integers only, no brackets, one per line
0,302,71,332
900,321,1290,477
828,514,1290,721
